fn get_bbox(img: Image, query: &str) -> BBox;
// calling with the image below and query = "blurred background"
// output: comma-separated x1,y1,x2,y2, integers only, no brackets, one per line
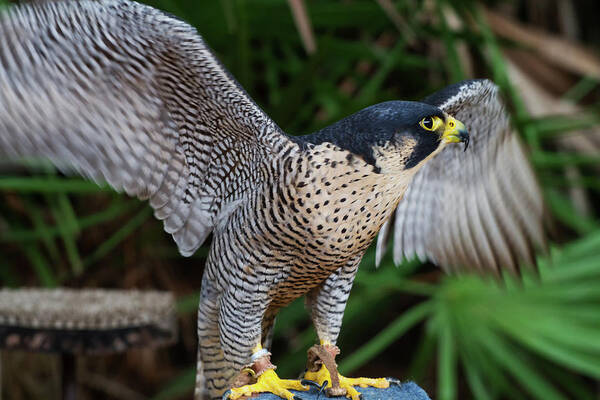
1,0,600,399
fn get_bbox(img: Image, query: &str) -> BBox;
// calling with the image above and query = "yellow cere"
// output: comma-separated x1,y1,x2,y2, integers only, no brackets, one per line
441,116,467,144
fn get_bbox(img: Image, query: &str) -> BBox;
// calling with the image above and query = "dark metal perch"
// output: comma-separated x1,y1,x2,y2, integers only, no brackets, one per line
0,288,177,399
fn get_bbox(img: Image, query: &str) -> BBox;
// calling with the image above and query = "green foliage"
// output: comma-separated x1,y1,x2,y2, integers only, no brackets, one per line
428,234,600,400
1,0,599,399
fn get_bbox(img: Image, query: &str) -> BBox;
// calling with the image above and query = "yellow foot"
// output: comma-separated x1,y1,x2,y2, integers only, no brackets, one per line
304,364,389,400
228,369,308,400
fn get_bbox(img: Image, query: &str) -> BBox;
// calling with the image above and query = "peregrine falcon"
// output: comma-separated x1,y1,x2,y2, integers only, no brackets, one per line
0,1,546,400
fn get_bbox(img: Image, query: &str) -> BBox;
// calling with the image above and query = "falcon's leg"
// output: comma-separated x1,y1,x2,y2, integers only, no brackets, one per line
196,278,235,400
305,256,361,352
304,257,388,400
219,291,307,400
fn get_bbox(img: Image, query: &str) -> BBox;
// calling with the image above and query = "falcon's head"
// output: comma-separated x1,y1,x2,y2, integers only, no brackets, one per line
301,101,469,174
366,101,469,173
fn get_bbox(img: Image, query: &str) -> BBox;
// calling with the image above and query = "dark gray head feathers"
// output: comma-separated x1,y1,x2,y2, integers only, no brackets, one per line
295,101,445,168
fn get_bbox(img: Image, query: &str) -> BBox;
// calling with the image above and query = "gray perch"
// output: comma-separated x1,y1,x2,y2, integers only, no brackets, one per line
0,288,177,399
251,381,431,400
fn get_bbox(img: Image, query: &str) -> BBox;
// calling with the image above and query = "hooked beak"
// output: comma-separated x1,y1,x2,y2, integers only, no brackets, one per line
442,116,469,151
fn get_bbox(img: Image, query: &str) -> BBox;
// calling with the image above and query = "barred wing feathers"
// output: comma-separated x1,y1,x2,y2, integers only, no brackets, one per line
376,80,547,274
0,0,290,256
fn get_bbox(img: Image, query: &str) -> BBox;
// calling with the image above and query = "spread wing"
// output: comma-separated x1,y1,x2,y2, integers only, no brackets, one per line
0,0,293,256
376,79,548,274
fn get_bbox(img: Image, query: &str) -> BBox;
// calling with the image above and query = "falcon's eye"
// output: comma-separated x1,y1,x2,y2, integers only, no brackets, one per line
419,116,442,131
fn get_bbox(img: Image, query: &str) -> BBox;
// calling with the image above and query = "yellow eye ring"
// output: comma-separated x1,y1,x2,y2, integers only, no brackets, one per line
420,116,442,131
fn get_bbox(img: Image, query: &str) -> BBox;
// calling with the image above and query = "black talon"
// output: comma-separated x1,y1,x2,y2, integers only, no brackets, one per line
221,389,232,400
318,380,328,393
300,379,328,400
300,379,316,387
300,379,327,392
293,396,305,400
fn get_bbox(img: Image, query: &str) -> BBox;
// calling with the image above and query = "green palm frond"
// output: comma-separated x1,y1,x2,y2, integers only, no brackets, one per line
340,230,600,400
